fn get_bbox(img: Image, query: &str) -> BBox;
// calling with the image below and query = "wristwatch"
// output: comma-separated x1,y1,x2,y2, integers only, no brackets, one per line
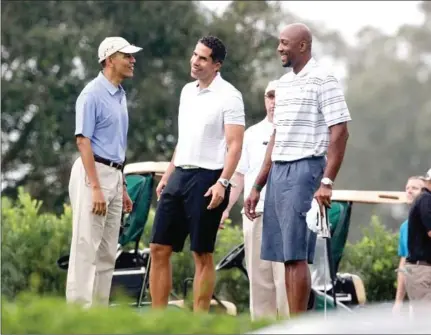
321,177,334,187
218,178,229,188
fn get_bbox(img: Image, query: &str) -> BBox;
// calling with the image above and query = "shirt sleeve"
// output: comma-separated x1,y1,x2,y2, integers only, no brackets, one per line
75,93,97,138
419,195,431,232
398,221,408,257
318,74,352,127
223,93,245,126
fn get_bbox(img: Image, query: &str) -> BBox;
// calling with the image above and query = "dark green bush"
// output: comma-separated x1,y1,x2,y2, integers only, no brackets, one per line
339,216,399,302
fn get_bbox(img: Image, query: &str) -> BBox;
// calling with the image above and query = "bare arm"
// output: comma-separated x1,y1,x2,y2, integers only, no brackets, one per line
324,123,349,181
253,129,275,188
224,172,245,213
76,136,100,189
220,124,244,181
161,146,177,183
395,257,407,303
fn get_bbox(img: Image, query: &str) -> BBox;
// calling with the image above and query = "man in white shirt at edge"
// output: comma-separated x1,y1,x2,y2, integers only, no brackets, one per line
149,36,245,313
221,80,289,320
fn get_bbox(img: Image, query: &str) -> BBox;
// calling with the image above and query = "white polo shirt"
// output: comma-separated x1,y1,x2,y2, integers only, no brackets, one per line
273,58,352,162
174,73,245,170
236,117,273,213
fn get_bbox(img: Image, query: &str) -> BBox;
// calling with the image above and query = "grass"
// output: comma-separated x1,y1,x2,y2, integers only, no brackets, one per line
2,293,276,334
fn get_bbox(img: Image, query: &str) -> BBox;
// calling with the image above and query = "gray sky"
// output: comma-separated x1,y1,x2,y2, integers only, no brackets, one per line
201,1,424,45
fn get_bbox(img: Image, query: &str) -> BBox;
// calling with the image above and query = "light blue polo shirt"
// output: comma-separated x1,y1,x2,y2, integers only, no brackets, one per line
398,220,408,257
75,72,129,164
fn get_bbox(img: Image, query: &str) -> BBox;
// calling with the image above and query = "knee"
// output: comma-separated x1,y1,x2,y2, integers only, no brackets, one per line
150,243,172,264
193,252,214,270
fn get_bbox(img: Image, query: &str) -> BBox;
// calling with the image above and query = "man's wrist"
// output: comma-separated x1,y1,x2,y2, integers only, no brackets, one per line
253,184,263,192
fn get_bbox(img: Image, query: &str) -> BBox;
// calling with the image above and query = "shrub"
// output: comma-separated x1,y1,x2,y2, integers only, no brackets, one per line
1,189,249,312
1,188,72,299
339,215,399,302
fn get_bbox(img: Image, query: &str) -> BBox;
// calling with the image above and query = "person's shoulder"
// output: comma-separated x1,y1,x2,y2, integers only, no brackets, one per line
312,61,340,83
180,81,198,95
218,76,243,99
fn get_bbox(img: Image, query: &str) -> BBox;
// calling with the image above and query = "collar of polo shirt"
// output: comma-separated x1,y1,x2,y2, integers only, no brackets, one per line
195,72,222,92
98,72,125,96
295,57,316,77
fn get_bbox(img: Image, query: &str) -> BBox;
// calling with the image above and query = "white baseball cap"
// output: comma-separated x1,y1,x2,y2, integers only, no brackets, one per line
98,37,143,63
424,168,431,181
265,80,278,95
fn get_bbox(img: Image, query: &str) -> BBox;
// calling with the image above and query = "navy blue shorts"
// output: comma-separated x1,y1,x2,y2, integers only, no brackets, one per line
150,167,230,253
261,157,326,264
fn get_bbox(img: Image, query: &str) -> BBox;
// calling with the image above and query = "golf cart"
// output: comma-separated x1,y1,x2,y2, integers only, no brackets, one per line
57,160,408,316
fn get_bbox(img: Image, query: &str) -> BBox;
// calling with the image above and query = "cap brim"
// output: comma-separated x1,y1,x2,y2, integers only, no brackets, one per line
119,45,143,54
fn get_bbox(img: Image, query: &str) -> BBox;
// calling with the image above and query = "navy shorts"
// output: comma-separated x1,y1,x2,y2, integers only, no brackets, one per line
150,167,230,253
261,157,326,264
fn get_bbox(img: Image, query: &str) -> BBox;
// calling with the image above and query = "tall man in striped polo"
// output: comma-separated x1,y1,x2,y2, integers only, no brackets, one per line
149,36,245,312
245,23,351,316
67,37,142,308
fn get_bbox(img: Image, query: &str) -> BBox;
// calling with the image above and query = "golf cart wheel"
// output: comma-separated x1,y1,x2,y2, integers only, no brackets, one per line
215,243,245,271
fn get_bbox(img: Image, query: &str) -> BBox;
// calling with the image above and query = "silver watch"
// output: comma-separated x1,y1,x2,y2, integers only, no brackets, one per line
218,178,229,188
321,177,334,186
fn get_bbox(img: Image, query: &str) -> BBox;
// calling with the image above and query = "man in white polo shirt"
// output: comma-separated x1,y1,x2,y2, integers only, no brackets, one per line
245,23,351,316
149,36,245,312
221,80,289,320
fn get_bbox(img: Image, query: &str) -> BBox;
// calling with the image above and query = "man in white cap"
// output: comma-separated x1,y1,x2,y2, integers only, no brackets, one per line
66,36,142,307
220,80,289,320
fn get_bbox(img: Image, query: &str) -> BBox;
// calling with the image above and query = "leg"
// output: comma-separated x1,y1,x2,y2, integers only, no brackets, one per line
149,243,173,308
92,175,123,306
149,168,188,309
192,252,215,312
273,159,324,316
273,261,289,318
404,264,431,317
184,168,229,313
243,214,278,320
66,159,109,308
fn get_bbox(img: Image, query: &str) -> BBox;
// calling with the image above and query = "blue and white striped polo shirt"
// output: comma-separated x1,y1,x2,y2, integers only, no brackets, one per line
272,58,351,162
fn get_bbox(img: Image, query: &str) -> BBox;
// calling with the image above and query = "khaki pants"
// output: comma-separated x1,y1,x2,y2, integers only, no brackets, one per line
242,214,289,320
66,157,123,308
405,264,431,303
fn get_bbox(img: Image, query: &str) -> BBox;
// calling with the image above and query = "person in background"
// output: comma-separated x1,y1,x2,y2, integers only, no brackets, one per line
404,169,431,313
220,80,289,321
393,175,425,313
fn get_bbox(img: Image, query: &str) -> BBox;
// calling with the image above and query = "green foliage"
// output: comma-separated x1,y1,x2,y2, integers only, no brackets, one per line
1,294,272,334
339,216,399,302
2,190,249,311
1,188,72,298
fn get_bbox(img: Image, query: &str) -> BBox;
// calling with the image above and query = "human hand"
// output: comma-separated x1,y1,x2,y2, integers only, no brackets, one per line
204,182,226,210
156,179,167,200
244,188,261,221
92,187,106,216
219,210,229,229
314,184,332,215
123,187,133,213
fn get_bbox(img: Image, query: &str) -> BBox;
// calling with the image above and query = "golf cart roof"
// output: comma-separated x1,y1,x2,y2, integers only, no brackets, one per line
123,161,169,177
332,190,407,204
123,161,408,204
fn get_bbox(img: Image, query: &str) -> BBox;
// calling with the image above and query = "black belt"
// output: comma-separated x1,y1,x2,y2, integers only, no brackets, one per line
94,155,123,170
407,260,431,266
